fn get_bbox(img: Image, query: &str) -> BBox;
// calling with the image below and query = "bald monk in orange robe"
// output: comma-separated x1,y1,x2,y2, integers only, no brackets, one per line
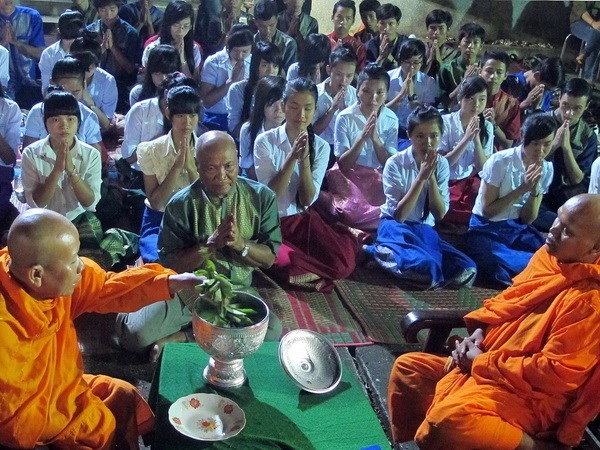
0,209,204,449
388,193,600,450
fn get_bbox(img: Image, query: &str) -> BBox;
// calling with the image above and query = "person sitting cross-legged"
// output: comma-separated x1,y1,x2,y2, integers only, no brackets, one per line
137,85,201,263
437,75,494,229
317,63,396,231
0,208,204,449
21,91,137,270
465,112,555,287
363,105,477,290
255,77,361,291
389,193,600,450
115,131,283,360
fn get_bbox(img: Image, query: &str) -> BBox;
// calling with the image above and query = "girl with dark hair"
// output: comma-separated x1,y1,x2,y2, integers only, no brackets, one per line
40,10,85,93
130,44,181,105
20,90,115,268
387,38,436,147
466,112,556,287
239,75,286,179
69,32,118,129
364,105,477,289
142,0,202,82
286,33,330,83
201,26,253,131
320,63,397,231
24,58,103,153
137,85,201,262
254,77,360,291
227,40,282,139
438,75,493,227
0,83,22,239
122,72,199,165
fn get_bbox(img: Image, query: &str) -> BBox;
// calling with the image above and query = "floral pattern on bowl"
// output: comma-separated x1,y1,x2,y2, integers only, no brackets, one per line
168,393,246,441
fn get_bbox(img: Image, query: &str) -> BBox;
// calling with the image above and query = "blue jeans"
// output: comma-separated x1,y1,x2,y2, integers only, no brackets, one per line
571,19,600,79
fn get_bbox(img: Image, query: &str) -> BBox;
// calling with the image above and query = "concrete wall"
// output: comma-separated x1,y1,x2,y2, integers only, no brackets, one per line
29,0,586,48
311,0,585,47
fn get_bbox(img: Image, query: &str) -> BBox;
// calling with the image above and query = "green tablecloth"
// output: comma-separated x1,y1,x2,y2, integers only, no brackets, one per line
150,342,389,449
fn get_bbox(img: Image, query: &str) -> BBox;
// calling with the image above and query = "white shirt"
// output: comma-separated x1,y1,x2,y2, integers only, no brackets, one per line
142,38,202,71
286,62,299,81
201,48,251,115
129,83,143,107
254,124,329,217
25,102,102,146
122,97,165,164
137,131,197,211
226,79,247,134
239,121,265,171
381,146,450,226
334,102,398,169
21,137,102,220
0,98,21,167
39,40,69,93
438,111,494,181
0,44,10,89
472,145,554,222
589,157,600,194
88,67,118,118
314,79,357,145
387,68,437,128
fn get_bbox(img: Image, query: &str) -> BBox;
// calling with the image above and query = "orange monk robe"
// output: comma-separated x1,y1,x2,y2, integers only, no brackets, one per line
388,246,600,449
0,249,176,449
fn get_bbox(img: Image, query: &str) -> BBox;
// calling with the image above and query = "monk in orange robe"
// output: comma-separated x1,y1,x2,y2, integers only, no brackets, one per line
0,209,203,449
388,193,600,449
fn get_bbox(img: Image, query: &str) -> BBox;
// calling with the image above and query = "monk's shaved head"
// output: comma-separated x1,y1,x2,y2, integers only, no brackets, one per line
546,194,600,264
562,194,600,233
7,209,78,270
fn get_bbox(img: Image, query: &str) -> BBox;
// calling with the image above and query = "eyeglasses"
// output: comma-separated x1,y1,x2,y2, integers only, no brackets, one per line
171,23,192,31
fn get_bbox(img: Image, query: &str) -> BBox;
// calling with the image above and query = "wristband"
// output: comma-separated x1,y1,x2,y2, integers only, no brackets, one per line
240,242,250,257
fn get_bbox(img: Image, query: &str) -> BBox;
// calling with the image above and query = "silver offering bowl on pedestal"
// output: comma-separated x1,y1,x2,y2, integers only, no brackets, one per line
192,291,269,388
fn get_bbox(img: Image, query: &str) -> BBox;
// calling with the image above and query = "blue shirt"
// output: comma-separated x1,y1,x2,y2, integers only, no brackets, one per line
118,1,163,43
0,6,45,94
88,67,118,118
87,18,141,80
24,102,102,145
503,71,553,112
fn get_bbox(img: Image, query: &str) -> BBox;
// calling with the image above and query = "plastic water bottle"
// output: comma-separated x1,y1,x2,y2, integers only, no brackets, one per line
13,159,25,203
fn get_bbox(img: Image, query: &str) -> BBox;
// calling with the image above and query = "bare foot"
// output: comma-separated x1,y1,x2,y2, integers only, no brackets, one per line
148,330,188,363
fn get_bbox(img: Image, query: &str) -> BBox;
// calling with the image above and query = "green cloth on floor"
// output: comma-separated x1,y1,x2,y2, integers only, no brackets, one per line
150,342,389,449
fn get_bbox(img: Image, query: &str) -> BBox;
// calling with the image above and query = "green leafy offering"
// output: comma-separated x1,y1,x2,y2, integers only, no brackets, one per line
194,260,257,327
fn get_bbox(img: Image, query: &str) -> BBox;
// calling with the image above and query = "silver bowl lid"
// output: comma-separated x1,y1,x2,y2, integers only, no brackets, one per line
278,330,342,394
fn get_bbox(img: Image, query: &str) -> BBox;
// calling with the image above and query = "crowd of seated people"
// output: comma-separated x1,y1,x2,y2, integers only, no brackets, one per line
0,0,599,353
2,1,600,447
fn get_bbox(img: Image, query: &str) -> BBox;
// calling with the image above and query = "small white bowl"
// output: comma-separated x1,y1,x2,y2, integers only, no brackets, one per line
168,393,246,441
